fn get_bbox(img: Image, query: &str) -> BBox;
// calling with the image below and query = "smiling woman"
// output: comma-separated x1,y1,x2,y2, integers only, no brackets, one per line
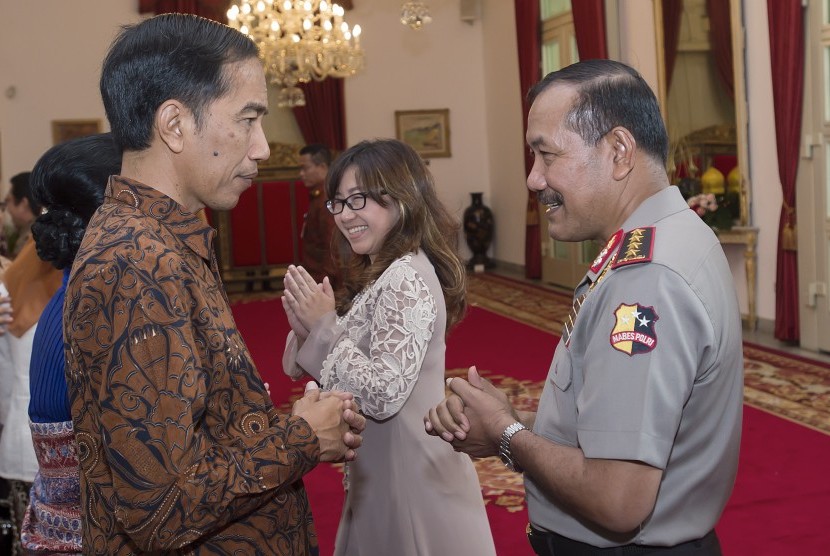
282,139,496,556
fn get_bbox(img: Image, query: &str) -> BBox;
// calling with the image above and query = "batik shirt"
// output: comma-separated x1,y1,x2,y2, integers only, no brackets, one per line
64,176,321,555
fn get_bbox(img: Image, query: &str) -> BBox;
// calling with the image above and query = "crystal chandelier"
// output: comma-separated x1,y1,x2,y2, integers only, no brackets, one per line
227,0,364,108
400,1,432,30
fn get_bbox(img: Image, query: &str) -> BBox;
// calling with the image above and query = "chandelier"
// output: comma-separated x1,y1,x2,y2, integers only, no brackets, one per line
400,1,432,30
227,0,364,108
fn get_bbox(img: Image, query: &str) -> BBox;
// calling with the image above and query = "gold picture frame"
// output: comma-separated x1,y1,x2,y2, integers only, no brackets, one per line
394,109,451,158
51,119,102,145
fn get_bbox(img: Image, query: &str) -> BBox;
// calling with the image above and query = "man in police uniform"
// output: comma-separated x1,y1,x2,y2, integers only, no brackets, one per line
425,59,743,555
298,143,340,288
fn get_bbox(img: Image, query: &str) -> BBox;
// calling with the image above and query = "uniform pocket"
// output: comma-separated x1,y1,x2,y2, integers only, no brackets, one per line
550,344,573,391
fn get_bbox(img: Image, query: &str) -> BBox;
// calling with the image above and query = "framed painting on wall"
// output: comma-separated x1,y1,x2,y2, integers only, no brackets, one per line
51,119,102,145
394,109,451,158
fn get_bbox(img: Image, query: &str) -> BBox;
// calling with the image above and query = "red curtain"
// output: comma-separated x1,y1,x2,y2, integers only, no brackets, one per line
514,0,542,279
706,0,734,99
571,0,607,60
767,0,804,342
293,79,347,152
662,0,683,91
138,0,228,22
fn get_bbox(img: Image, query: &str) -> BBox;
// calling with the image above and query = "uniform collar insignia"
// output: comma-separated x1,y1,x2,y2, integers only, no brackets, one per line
611,226,655,269
589,229,624,274
309,184,324,200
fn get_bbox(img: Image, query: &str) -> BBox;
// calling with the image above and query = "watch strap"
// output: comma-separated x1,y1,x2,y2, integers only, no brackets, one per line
499,421,528,472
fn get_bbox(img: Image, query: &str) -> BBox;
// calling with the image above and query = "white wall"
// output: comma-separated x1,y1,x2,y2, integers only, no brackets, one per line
0,1,143,183
343,0,493,261
742,2,779,323
0,0,311,187
616,0,660,93
480,0,527,266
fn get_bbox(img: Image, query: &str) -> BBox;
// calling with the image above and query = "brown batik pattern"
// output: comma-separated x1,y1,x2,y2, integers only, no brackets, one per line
64,177,321,555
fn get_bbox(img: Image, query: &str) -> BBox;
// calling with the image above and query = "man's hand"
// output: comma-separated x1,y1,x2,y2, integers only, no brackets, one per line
292,382,364,462
282,265,335,333
317,388,367,453
424,366,518,458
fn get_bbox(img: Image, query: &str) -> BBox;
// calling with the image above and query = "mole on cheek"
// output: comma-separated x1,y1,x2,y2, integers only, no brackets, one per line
213,152,219,156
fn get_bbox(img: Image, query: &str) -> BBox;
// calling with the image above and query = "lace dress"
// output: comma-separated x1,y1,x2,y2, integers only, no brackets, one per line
284,251,495,556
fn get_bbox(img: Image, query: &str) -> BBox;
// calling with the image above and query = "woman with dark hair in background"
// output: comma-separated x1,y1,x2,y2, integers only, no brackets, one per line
282,139,496,555
18,133,120,553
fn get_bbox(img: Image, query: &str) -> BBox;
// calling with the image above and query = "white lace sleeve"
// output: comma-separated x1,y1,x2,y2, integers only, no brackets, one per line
320,263,436,420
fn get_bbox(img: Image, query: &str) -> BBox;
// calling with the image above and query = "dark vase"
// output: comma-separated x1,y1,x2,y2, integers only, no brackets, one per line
463,192,495,270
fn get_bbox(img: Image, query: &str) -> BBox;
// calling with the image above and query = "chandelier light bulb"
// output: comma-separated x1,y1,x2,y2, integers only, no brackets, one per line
400,1,432,30
241,2,252,15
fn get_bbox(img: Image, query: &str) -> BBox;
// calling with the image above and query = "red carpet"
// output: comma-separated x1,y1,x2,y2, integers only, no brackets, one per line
233,298,830,556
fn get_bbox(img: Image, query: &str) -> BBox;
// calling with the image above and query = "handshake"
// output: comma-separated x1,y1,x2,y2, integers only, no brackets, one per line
292,381,366,462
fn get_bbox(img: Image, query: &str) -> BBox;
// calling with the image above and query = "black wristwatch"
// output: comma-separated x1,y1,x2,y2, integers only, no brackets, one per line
498,422,528,472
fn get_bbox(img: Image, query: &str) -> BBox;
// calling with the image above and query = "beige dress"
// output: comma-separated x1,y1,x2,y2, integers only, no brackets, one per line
284,251,496,556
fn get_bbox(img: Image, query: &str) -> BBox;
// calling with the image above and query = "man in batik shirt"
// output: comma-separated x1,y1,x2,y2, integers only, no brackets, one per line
64,14,364,555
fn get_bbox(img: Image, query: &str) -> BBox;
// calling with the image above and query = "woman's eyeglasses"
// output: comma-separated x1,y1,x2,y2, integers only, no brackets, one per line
326,192,378,215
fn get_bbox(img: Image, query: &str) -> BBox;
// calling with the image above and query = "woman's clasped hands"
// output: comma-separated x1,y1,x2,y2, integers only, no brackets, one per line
281,265,336,340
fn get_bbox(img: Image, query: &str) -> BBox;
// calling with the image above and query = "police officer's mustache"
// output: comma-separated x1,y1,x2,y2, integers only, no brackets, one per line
539,191,563,210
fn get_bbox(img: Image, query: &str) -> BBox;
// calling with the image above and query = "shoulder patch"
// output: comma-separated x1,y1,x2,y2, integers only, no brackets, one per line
610,303,659,356
611,227,655,269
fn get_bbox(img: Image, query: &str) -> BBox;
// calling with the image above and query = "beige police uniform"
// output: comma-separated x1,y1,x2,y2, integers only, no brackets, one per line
526,186,743,547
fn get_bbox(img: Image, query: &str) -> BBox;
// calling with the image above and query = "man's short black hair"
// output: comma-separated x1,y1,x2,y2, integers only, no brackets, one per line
100,13,259,151
299,143,332,167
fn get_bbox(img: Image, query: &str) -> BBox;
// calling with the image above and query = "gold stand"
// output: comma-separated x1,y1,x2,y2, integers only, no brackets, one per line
715,226,759,330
